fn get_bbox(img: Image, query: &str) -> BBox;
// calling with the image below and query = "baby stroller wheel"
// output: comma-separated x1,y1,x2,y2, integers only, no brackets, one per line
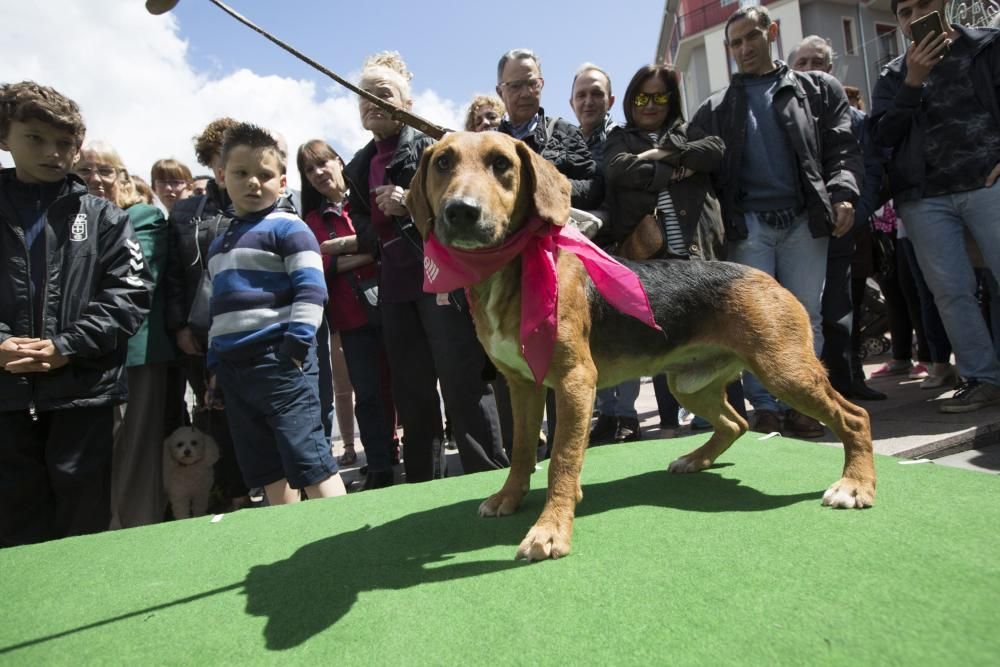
861,336,888,360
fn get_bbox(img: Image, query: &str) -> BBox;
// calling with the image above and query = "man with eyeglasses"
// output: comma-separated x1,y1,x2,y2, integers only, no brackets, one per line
495,48,600,210
492,49,600,455
690,5,862,438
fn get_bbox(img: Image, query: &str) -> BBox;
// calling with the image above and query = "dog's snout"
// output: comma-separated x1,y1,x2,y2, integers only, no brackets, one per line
443,197,482,228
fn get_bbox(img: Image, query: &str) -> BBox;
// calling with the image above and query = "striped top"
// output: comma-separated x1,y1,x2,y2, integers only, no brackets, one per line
206,205,327,366
649,132,687,257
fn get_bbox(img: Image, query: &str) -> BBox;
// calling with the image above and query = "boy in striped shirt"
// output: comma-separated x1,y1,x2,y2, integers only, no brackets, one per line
207,123,345,504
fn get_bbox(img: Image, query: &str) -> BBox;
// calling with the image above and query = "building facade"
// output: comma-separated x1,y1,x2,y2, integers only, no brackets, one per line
661,0,1000,118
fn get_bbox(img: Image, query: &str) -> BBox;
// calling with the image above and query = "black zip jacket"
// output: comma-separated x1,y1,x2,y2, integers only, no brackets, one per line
0,169,153,411
604,120,726,259
690,63,862,241
164,179,232,336
344,124,435,258
498,108,601,210
871,25,1000,203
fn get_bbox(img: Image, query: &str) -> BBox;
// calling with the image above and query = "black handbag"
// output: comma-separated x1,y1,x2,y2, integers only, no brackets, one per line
187,198,221,340
187,271,213,340
349,272,381,329
872,230,896,281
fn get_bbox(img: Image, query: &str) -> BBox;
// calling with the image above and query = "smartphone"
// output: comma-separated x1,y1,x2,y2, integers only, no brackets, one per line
910,10,948,49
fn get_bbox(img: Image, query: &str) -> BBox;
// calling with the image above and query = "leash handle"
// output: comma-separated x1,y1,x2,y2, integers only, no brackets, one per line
206,0,452,140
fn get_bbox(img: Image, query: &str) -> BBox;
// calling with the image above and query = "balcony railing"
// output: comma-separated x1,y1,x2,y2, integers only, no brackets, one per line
677,0,779,41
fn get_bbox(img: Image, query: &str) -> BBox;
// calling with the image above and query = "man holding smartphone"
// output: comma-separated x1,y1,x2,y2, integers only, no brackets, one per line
872,0,1000,412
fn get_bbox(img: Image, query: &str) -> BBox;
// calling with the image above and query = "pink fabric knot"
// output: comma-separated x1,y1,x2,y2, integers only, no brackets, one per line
423,214,662,384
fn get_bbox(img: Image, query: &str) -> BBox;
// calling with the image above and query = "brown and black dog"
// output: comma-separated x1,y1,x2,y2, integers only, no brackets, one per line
406,131,875,562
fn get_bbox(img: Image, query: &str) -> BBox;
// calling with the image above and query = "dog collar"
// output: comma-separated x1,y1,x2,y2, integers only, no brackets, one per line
423,214,662,384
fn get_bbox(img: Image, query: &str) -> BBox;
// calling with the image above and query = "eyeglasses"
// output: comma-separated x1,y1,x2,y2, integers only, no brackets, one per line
634,93,670,107
155,179,190,189
500,78,543,93
76,165,119,180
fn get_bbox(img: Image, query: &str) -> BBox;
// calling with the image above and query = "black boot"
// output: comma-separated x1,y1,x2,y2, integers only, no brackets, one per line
614,416,642,443
362,469,395,491
849,377,887,401
849,354,887,401
589,413,618,446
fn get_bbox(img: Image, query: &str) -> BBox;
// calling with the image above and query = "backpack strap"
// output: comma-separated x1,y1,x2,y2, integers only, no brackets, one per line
190,195,211,270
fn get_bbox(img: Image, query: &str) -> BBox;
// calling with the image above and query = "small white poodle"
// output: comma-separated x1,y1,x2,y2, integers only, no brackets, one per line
163,425,219,519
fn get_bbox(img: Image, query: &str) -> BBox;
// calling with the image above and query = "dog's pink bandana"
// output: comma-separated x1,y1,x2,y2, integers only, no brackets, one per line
423,214,662,385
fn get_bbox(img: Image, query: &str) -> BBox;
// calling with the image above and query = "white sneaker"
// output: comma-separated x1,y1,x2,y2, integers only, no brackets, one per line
922,368,958,390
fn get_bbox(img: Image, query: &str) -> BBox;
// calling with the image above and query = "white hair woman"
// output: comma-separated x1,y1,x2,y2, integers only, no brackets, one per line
342,52,508,485
74,141,173,528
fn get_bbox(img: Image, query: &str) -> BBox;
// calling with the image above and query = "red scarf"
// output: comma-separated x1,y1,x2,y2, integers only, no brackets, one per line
423,214,662,385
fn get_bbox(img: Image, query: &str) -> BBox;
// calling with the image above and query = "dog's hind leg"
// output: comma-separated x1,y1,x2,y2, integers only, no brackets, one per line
516,363,596,561
752,348,876,509
479,378,546,518
667,373,748,473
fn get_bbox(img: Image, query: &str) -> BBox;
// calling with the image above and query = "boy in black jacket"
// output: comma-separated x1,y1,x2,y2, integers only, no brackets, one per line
0,81,152,546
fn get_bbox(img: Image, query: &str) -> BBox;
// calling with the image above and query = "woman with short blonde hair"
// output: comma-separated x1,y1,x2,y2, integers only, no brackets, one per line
74,141,174,528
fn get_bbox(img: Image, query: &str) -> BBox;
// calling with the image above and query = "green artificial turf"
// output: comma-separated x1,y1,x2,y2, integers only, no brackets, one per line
1,435,998,665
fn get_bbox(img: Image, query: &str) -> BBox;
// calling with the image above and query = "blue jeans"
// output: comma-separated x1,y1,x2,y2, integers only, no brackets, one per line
899,187,1000,385
728,211,829,412
596,379,640,419
216,345,338,489
898,237,952,364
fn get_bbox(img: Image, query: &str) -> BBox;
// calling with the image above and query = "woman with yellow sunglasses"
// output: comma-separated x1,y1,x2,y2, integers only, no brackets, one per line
604,63,745,436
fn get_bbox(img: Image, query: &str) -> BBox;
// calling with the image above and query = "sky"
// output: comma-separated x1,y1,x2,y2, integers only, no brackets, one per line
2,0,666,190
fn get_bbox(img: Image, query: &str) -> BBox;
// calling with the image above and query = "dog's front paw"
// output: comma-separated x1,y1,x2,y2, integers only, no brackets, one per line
516,519,572,561
667,454,711,474
478,489,524,517
822,477,876,509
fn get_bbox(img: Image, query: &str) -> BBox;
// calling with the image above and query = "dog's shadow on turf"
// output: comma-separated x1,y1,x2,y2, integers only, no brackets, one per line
243,468,819,649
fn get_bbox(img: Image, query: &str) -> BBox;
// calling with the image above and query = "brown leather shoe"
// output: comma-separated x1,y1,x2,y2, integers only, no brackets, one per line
784,409,824,438
750,409,782,434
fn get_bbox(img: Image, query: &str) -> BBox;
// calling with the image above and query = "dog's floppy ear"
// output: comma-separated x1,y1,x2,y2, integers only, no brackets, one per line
405,142,437,240
514,140,572,227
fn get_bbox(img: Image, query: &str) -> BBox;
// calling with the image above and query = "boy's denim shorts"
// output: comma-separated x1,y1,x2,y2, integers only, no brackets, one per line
214,344,338,489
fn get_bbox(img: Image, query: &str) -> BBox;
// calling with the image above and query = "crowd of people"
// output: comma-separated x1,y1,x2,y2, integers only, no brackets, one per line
2,0,999,547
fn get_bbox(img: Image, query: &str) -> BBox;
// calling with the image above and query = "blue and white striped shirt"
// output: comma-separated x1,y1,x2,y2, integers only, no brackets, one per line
649,132,687,257
206,205,327,366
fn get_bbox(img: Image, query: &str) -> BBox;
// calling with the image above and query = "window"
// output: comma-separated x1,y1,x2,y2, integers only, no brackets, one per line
721,0,738,5
875,22,900,69
843,17,857,55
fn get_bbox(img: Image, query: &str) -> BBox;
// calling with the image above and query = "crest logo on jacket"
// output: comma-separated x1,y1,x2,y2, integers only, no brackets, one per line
70,214,88,242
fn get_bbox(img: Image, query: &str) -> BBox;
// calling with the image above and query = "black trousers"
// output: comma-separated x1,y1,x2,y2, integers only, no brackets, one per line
381,291,508,482
0,405,114,547
877,233,930,362
821,238,855,393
